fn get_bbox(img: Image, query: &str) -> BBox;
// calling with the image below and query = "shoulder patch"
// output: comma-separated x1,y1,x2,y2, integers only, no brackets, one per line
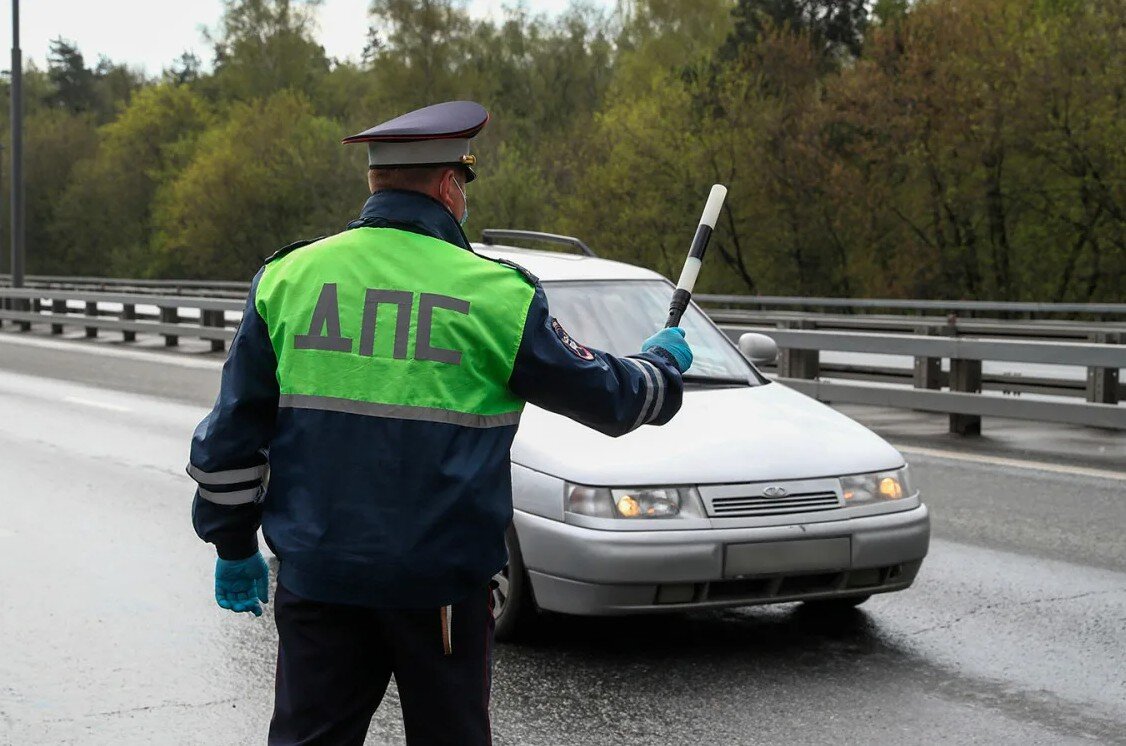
488,257,539,286
551,318,596,361
265,236,325,264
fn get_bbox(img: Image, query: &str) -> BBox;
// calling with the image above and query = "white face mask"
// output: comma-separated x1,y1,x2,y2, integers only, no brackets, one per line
452,178,469,227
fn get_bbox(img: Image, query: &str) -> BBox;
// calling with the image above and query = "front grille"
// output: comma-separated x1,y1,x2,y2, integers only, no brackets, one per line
651,563,918,607
777,572,842,595
709,491,840,518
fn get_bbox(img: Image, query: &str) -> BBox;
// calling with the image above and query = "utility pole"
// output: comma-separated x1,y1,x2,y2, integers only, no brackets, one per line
10,0,24,289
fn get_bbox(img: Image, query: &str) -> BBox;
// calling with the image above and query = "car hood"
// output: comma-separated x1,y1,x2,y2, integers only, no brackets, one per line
511,381,905,485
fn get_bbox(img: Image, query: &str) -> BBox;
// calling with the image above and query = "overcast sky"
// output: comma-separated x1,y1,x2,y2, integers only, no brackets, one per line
0,0,584,76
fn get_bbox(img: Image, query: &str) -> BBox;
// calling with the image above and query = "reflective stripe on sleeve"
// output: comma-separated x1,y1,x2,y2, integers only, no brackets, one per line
633,358,666,424
623,358,656,432
186,463,267,486
197,485,263,506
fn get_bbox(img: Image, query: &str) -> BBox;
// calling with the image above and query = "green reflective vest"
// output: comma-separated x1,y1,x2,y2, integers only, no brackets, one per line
255,227,536,428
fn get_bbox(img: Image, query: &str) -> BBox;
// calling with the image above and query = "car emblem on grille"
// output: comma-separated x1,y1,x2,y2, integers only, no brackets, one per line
761,486,788,498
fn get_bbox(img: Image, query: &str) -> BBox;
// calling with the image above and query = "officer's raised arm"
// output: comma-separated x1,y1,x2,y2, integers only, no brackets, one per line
187,268,279,615
507,283,691,437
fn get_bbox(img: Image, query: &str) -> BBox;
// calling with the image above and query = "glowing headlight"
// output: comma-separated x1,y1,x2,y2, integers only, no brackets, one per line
565,484,706,519
840,467,913,505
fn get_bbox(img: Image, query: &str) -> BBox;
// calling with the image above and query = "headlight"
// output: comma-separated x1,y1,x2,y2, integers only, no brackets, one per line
565,484,706,519
840,466,913,505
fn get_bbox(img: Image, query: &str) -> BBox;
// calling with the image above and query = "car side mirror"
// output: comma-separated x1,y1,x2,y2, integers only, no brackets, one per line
738,333,778,364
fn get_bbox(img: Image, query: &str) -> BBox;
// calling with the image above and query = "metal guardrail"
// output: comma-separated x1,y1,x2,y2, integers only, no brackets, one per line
748,328,1124,367
697,293,1126,318
1,282,1123,432
0,287,242,351
723,325,1123,433
704,309,1126,340
6,276,1126,315
0,273,251,298
776,378,1124,430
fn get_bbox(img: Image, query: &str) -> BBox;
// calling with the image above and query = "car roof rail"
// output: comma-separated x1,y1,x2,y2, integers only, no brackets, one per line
480,229,597,258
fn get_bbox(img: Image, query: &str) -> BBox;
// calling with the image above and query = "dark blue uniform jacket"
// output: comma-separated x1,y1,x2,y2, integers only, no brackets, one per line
190,190,684,608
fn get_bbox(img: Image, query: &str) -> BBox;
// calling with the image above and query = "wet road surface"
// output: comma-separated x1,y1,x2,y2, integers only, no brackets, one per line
1,333,1124,744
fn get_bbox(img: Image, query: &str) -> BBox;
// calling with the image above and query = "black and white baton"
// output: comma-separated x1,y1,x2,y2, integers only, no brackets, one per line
665,184,728,328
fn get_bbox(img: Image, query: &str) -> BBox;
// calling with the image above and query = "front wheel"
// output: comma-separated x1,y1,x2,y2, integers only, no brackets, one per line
492,525,536,642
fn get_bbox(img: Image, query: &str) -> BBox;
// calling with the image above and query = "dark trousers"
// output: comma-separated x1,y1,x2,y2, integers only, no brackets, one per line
268,581,494,746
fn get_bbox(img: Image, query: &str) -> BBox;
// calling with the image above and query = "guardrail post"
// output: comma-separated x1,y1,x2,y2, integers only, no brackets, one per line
778,321,819,379
159,306,179,346
121,303,136,342
24,298,40,333
84,301,98,338
16,297,31,332
1086,332,1120,405
202,309,225,353
50,298,66,334
913,325,943,390
949,358,983,435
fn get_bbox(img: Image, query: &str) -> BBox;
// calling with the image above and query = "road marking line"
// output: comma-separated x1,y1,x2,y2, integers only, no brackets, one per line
0,332,223,370
63,396,133,413
894,444,1125,481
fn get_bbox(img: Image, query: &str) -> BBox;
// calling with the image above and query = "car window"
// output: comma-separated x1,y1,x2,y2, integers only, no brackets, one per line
541,280,761,384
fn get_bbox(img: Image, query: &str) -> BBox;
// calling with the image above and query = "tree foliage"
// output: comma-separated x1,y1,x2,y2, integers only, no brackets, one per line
150,91,357,278
0,0,1121,301
726,0,869,63
52,85,214,275
206,0,330,101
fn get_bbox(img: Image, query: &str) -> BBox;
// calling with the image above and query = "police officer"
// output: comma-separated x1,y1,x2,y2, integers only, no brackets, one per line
188,101,693,746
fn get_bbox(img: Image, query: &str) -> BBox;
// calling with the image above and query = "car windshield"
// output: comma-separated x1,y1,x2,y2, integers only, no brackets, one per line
541,280,762,384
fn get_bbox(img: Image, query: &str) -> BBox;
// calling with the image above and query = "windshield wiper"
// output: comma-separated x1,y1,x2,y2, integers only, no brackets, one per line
680,374,751,386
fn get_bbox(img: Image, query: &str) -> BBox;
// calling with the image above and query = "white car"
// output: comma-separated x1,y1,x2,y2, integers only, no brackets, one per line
478,233,931,640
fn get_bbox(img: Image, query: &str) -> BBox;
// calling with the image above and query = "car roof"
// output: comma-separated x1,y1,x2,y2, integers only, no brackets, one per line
472,243,667,283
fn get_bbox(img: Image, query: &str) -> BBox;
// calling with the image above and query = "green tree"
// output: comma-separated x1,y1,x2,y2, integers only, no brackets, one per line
19,109,100,274
365,0,474,107
829,0,1124,300
1015,0,1125,301
149,91,360,279
206,0,330,102
2,0,1119,301
44,39,142,122
558,74,712,282
47,39,98,114
163,51,203,87
50,84,213,276
725,0,870,64
550,0,734,271
469,142,552,236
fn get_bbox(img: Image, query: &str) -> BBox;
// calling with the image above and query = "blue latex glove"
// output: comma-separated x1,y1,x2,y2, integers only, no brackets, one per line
214,552,270,617
642,327,693,373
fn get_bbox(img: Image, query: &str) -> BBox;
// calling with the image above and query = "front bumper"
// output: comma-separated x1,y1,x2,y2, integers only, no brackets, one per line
515,503,930,615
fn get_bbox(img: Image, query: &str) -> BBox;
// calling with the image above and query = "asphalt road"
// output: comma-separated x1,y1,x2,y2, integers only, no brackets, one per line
1,331,1124,745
